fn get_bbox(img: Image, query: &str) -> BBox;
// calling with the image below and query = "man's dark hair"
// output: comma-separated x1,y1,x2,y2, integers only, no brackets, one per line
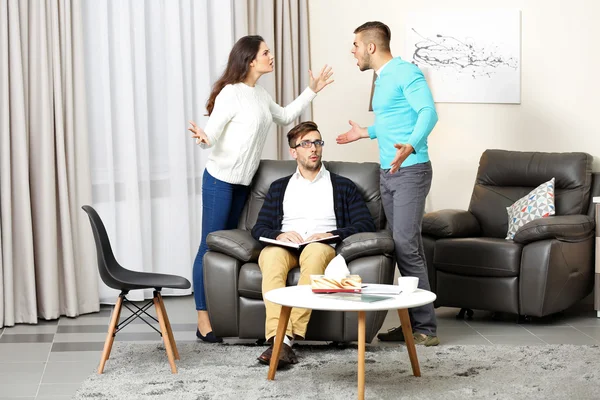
287,121,320,148
354,21,391,52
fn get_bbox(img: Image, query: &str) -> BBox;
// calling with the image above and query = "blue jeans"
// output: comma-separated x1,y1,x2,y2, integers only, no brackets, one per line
193,170,249,310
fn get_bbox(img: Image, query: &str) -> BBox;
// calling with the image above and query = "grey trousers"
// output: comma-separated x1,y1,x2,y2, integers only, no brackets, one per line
380,161,437,336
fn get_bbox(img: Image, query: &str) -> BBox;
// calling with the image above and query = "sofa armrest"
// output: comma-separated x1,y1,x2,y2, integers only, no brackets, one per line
206,229,262,262
422,209,481,238
513,215,595,245
204,251,242,337
336,230,395,263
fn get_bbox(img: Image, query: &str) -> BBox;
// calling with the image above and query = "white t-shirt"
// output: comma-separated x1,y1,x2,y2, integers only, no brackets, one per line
200,83,316,185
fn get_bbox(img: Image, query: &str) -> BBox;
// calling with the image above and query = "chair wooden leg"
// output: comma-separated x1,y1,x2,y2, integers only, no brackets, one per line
154,294,177,373
105,302,123,361
157,292,179,360
98,296,123,374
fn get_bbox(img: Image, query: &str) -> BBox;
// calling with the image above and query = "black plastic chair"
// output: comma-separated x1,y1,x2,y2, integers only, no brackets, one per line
82,205,191,374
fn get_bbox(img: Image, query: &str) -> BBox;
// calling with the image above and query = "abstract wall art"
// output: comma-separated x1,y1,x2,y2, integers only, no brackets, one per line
405,10,521,104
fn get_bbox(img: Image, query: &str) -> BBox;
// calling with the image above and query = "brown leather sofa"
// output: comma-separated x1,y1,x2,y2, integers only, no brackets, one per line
203,160,396,342
422,150,598,318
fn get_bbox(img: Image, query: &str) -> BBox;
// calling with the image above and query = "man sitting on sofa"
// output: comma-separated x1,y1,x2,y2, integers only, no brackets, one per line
251,121,377,366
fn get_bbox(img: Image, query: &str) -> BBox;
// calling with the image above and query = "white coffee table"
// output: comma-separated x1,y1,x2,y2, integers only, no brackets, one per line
264,284,437,400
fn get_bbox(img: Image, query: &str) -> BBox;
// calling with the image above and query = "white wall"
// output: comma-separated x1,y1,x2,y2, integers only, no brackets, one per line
308,0,600,211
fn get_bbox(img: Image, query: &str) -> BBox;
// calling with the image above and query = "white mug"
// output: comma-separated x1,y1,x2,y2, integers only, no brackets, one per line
397,276,419,293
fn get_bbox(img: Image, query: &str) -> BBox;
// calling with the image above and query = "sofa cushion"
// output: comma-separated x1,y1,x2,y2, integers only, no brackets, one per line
238,263,302,300
434,238,523,277
505,178,556,239
238,263,263,299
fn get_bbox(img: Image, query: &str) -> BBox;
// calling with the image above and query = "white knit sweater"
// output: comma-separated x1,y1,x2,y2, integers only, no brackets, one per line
200,83,316,185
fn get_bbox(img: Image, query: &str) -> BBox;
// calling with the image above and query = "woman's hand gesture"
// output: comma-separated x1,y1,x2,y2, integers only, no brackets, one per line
309,64,334,93
188,120,210,145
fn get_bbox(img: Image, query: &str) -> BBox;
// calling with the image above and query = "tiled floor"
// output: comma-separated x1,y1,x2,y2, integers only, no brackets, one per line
0,295,598,399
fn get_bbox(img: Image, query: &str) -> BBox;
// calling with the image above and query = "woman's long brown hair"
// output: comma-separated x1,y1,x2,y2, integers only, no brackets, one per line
205,35,264,115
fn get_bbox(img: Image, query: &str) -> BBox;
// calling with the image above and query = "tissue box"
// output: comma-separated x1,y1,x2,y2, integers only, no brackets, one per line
310,274,362,293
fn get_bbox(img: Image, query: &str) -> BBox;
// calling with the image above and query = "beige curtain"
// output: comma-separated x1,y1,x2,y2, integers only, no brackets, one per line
0,0,99,328
233,0,312,160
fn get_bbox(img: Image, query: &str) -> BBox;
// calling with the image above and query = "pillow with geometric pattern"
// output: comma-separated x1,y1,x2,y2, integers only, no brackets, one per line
505,177,556,240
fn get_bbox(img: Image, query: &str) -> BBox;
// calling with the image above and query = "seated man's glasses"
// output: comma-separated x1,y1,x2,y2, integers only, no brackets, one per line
292,140,325,149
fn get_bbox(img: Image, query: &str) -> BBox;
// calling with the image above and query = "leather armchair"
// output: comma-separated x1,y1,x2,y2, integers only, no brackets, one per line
422,150,597,317
204,160,396,342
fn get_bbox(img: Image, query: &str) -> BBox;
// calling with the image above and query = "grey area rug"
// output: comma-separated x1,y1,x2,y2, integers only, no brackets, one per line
74,342,600,400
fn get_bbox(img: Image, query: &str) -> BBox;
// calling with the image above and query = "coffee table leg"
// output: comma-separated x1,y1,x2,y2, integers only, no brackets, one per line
397,308,421,377
358,311,366,400
267,305,292,380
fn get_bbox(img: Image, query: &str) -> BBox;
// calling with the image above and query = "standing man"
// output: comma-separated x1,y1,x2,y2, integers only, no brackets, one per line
337,21,439,346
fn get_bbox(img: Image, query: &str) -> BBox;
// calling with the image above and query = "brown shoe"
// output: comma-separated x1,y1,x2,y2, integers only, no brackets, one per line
257,345,274,365
257,343,297,366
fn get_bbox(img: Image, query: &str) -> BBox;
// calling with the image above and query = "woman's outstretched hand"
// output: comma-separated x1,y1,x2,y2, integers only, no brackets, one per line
309,64,334,93
188,120,210,145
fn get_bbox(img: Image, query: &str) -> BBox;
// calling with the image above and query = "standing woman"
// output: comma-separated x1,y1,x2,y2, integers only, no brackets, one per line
189,35,333,342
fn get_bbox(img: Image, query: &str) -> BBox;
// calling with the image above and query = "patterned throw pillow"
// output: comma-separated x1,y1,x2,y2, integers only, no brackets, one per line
505,178,555,240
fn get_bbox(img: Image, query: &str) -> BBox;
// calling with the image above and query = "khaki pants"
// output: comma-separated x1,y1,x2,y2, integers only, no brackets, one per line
259,243,336,340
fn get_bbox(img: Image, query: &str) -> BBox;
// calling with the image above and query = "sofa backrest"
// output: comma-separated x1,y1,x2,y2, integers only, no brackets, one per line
238,160,386,231
468,149,593,238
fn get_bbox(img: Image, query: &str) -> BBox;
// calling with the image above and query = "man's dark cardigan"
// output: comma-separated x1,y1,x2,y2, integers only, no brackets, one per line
251,172,376,242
